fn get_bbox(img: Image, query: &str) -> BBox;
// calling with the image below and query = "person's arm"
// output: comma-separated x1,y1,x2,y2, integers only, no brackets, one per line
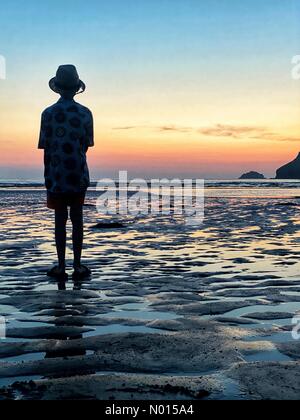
84,111,94,151
38,111,46,150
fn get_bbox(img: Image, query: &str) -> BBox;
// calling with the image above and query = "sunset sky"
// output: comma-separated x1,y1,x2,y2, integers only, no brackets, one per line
0,0,299,180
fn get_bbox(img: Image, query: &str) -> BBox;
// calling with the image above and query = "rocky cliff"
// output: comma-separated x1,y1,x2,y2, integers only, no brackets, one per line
239,171,265,180
276,153,300,179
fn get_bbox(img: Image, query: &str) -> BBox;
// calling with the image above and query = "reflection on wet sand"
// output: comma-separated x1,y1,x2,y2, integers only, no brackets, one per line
1,187,300,399
43,280,94,379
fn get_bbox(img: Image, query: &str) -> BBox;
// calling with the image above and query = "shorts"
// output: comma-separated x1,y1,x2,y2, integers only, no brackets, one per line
47,192,86,210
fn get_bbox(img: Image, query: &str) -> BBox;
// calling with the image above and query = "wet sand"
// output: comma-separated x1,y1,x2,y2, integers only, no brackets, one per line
0,187,300,400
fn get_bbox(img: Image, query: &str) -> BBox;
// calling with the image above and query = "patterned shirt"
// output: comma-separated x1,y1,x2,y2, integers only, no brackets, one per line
38,98,94,193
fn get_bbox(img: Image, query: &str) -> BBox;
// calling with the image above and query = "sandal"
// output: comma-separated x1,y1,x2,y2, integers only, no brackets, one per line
47,266,68,280
72,265,92,279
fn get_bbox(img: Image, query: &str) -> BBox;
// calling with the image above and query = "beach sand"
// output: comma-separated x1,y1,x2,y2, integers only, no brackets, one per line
0,184,300,400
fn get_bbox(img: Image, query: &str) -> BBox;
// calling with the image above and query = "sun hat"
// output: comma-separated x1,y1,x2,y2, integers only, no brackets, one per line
49,65,86,94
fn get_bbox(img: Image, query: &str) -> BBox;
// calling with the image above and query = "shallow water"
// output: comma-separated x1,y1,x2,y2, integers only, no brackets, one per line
1,182,300,399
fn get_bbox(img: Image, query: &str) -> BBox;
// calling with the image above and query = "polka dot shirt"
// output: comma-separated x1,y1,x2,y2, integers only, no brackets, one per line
38,98,94,193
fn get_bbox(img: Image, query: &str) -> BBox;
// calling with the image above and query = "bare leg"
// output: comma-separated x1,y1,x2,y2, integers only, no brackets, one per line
70,205,83,269
55,208,68,270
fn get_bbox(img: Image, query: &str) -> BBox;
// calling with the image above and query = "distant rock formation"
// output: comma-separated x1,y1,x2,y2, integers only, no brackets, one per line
276,153,300,179
239,171,265,180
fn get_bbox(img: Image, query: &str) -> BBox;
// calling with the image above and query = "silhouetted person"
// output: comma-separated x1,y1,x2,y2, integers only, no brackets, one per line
38,65,94,280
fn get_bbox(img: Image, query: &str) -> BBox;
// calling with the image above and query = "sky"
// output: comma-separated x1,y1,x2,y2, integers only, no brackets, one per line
0,0,299,180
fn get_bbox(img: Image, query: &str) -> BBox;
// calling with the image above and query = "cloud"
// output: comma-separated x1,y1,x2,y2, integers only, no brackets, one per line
158,126,191,133
257,132,300,143
112,124,299,142
197,124,300,142
197,124,266,138
112,126,138,130
113,125,191,133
